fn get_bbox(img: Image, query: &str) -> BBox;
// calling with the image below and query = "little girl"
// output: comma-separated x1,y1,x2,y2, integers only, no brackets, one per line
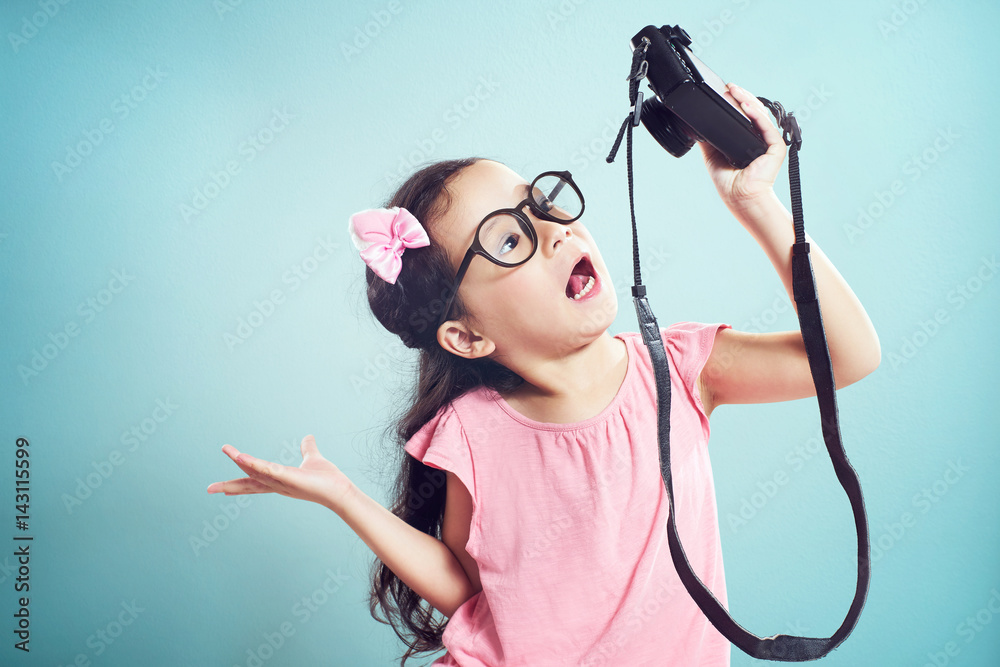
208,83,880,666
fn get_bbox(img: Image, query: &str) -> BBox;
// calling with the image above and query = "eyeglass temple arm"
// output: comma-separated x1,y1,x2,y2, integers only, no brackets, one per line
437,249,477,330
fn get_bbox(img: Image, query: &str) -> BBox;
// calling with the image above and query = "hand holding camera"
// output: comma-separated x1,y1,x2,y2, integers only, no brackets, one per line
628,24,791,217
698,82,788,218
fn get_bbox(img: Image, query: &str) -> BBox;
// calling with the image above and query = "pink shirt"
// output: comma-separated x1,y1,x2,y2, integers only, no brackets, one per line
404,321,733,666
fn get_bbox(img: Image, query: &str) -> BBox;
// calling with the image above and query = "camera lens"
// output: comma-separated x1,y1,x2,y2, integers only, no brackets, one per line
640,98,696,158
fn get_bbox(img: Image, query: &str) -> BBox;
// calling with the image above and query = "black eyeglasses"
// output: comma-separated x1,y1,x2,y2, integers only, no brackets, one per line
436,170,585,330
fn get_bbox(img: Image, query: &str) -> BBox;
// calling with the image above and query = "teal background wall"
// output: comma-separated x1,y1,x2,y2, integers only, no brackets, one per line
2,0,998,665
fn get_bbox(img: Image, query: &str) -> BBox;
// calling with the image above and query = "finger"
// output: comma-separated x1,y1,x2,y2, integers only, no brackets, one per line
300,434,319,459
207,477,273,495
727,82,775,126
222,444,246,465
720,84,740,110
727,83,783,150
222,444,264,480
235,452,288,487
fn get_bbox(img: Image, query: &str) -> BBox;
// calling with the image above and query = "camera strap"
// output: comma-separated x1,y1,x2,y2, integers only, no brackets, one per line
605,43,870,662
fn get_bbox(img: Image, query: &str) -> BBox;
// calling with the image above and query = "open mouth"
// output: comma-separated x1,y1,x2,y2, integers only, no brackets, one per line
565,255,599,300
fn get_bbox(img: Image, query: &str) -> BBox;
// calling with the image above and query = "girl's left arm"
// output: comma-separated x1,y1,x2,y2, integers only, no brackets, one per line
696,84,881,416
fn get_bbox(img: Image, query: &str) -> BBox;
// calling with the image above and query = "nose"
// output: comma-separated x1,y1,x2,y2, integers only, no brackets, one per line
537,218,573,256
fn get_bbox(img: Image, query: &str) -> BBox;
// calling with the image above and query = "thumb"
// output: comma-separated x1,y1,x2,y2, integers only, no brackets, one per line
301,434,320,459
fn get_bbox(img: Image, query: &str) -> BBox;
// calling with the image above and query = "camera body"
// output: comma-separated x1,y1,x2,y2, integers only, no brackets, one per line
633,24,767,169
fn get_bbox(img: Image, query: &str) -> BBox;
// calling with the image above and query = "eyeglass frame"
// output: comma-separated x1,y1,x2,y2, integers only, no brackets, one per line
434,169,586,332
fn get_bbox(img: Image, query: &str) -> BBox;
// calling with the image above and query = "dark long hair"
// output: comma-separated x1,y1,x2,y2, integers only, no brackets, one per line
363,157,522,665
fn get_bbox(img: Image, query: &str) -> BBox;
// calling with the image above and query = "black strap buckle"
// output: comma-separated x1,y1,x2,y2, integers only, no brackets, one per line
628,59,649,82
631,91,644,126
783,114,802,151
757,96,803,152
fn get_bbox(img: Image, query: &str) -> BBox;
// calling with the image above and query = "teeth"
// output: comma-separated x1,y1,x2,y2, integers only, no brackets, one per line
572,276,595,300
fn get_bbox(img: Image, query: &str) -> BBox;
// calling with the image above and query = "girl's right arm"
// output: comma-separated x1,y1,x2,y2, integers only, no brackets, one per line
338,481,479,618
207,435,478,619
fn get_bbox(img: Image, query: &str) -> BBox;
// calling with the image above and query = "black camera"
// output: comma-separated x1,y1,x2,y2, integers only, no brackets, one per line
633,24,768,169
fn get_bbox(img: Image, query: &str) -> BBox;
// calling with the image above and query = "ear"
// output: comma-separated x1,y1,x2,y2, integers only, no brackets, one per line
436,319,496,360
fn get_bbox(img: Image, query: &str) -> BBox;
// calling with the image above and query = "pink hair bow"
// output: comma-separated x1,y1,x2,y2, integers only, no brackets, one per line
348,207,430,284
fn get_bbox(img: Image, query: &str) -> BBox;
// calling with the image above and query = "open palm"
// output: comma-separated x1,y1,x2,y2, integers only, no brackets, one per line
207,435,354,512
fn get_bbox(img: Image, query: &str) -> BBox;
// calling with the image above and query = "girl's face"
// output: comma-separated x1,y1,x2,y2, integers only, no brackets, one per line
434,160,618,360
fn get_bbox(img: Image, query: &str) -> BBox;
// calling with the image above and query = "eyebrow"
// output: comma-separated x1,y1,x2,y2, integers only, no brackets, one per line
494,183,530,212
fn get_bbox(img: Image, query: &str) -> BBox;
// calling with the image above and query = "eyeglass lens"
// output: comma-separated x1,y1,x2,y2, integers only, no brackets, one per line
477,174,582,265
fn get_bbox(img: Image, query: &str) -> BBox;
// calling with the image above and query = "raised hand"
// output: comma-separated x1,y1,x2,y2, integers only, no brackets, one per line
206,435,355,513
698,82,788,216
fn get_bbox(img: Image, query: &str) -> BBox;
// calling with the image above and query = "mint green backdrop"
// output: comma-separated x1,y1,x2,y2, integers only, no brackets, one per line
2,1,998,665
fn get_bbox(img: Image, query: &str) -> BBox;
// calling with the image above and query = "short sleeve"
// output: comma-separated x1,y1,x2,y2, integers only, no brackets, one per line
662,321,731,415
404,404,476,501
